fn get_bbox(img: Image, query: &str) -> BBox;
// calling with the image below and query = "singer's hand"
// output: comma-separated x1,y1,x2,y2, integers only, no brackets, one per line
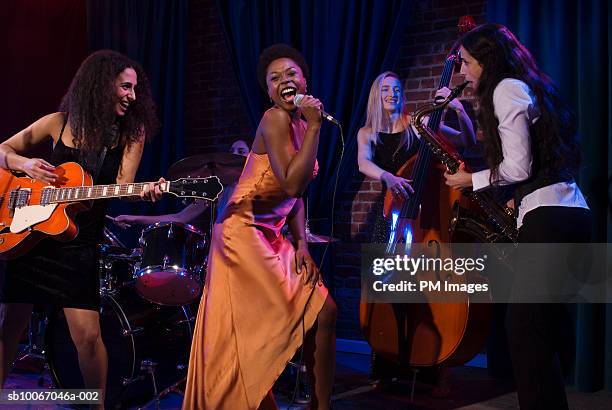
295,243,322,287
298,95,323,126
435,87,463,112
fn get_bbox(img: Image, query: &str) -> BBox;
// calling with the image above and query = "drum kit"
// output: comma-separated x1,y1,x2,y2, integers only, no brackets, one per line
13,152,338,409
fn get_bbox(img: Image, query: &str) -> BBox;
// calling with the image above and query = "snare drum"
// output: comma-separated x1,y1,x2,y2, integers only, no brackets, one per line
135,222,206,305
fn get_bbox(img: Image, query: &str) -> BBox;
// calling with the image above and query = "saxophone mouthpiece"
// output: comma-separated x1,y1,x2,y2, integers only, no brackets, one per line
450,81,470,100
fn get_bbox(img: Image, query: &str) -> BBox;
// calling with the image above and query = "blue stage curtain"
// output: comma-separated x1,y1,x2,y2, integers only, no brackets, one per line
488,0,611,393
214,0,412,226
87,0,188,218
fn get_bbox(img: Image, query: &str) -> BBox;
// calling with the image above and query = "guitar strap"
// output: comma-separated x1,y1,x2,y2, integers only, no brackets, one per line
92,147,108,184
59,114,118,184
91,124,119,184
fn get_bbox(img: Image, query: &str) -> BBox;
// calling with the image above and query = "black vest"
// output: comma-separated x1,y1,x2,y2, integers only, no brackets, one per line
512,122,574,208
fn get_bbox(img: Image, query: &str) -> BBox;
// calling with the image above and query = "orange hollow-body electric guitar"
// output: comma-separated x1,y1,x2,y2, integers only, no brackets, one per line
0,162,222,259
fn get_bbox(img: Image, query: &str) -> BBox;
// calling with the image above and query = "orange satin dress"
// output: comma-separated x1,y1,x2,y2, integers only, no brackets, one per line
182,151,329,410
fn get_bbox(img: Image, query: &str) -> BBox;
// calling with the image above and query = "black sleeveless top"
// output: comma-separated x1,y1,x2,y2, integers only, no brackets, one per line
0,116,124,309
369,129,420,243
372,129,420,177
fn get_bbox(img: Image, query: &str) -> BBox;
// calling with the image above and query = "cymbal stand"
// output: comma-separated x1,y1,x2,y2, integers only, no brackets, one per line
287,357,311,405
208,161,217,238
304,190,312,238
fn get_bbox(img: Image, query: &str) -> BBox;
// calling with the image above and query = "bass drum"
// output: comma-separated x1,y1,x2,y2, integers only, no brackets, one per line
45,286,195,409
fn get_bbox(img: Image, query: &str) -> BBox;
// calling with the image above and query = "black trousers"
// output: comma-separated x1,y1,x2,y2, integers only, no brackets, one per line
506,206,591,410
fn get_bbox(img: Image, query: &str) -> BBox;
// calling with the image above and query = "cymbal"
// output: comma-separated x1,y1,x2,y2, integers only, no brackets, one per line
304,231,340,243
168,153,246,185
286,230,340,243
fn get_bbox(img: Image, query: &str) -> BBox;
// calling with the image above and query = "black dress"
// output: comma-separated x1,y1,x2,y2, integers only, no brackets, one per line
0,127,123,311
369,130,420,243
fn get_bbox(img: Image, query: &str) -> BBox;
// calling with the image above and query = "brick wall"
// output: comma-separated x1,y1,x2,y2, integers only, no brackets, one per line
185,0,486,339
397,0,486,111
185,0,253,155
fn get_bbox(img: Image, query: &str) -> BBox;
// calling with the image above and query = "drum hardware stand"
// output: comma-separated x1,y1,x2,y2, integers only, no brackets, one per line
13,313,47,386
121,326,144,337
103,226,126,248
177,305,196,335
138,360,160,409
287,359,310,405
99,256,124,295
137,362,188,410
174,315,196,327
119,359,161,409
138,377,187,410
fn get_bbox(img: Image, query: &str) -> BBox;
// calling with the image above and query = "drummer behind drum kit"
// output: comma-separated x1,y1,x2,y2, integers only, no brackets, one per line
14,152,338,409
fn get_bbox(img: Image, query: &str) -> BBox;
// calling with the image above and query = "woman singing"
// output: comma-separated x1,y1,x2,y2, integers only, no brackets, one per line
183,44,336,410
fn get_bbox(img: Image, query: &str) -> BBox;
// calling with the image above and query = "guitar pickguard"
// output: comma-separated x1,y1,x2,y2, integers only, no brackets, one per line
10,204,58,233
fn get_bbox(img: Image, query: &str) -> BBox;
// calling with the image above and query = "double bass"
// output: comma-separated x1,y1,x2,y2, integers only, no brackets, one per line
359,17,491,375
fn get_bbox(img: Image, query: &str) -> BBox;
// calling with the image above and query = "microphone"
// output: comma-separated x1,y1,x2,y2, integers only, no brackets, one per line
294,94,340,125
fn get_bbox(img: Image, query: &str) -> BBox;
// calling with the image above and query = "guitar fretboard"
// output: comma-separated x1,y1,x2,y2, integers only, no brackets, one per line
40,182,167,205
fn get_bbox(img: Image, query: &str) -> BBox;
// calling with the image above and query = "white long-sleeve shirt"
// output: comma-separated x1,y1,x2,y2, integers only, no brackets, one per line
471,78,588,228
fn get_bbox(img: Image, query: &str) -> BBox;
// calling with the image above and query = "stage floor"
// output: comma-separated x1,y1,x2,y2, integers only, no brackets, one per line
5,350,612,409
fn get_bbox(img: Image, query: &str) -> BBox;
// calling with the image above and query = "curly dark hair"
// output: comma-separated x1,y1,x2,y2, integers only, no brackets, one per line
459,24,579,184
257,44,310,91
59,50,160,163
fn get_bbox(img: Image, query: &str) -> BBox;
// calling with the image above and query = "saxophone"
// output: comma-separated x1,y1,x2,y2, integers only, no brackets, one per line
411,82,519,243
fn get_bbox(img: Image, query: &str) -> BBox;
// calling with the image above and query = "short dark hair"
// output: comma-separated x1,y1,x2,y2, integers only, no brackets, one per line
257,44,309,91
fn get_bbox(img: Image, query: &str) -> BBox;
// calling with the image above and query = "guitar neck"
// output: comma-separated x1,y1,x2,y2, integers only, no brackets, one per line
42,181,170,204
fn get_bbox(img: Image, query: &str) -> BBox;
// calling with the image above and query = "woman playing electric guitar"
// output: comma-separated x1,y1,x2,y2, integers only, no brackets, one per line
0,50,162,408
